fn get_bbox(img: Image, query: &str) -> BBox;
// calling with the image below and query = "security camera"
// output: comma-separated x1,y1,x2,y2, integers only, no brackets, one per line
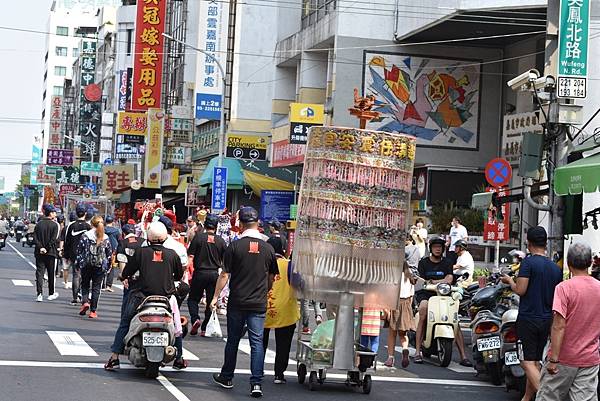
507,69,540,91
531,75,556,92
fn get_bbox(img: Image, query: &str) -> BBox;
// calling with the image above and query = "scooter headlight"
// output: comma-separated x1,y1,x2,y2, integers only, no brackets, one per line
437,283,451,296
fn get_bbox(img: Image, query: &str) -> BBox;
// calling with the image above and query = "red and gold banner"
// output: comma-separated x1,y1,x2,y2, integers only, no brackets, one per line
131,0,167,111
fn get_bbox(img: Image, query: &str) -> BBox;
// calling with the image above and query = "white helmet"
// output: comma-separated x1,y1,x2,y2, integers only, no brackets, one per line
501,309,519,326
147,221,167,243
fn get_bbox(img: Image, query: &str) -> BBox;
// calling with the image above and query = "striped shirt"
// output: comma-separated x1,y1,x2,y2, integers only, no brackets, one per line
360,308,381,336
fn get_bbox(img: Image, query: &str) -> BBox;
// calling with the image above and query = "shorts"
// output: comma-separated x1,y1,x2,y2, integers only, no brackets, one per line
414,291,433,306
516,318,552,361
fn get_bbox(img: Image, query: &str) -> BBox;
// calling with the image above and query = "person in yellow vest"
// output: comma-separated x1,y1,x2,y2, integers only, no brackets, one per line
263,254,300,384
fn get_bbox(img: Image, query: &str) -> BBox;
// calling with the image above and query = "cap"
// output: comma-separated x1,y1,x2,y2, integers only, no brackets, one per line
238,207,259,224
42,204,55,215
158,215,173,234
105,215,114,224
204,214,219,229
268,219,282,230
75,204,87,215
122,224,135,235
527,226,547,246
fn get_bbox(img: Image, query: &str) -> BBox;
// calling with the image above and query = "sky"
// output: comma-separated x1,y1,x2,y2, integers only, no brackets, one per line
0,0,53,192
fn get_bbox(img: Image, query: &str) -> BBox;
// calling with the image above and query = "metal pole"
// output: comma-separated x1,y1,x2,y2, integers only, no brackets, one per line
163,33,226,168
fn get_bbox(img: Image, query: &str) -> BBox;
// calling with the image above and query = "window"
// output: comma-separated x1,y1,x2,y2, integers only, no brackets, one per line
53,86,64,96
55,46,67,57
73,47,79,58
56,26,68,36
126,29,133,56
54,66,67,76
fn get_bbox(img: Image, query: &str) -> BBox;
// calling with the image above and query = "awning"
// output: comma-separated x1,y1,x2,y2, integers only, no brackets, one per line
243,170,294,196
554,153,600,195
198,158,245,189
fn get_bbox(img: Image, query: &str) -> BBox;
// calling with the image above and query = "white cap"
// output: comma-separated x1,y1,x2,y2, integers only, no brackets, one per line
147,221,168,243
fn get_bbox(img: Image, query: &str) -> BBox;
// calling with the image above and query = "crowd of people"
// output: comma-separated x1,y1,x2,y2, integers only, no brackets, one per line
22,205,600,399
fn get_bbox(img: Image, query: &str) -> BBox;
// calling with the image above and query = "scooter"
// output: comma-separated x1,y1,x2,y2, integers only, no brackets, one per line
0,233,6,250
417,279,463,367
124,295,177,378
15,227,24,244
453,269,479,318
25,233,34,248
500,308,526,395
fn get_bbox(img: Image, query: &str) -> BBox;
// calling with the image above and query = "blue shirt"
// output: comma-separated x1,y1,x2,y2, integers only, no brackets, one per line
518,254,563,320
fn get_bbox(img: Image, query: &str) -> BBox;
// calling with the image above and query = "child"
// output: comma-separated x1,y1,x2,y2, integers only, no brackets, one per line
384,261,416,368
360,307,382,353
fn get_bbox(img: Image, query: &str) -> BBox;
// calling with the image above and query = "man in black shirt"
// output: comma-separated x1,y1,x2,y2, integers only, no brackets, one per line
267,219,287,256
105,222,183,371
414,236,453,363
211,207,279,398
34,204,61,302
187,214,227,336
64,204,91,305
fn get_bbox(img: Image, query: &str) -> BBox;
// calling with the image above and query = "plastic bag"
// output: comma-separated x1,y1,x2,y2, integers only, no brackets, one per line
205,310,222,338
310,319,335,362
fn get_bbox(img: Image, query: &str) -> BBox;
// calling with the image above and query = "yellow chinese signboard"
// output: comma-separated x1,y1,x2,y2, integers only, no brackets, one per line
117,111,148,135
289,103,325,144
144,108,165,189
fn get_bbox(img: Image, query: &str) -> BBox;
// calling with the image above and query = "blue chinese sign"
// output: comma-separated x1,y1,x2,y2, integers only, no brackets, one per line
211,166,227,213
260,190,295,223
196,93,222,120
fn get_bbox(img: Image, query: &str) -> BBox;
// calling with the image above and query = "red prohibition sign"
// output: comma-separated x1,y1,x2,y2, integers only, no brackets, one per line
485,158,512,188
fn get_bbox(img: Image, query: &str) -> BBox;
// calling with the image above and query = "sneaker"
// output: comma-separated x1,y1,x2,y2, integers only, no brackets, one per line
105,287,114,293
273,376,287,384
316,315,323,325
89,311,98,319
173,358,188,370
413,354,424,364
301,327,311,335
63,282,68,289
200,331,206,337
48,293,59,301
36,294,43,302
104,357,120,371
66,282,72,289
212,373,233,389
251,383,263,398
79,303,90,315
70,299,79,306
190,319,201,336
384,356,395,367
401,349,410,368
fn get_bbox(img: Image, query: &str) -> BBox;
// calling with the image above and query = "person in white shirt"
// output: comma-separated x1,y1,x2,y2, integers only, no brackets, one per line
447,217,468,264
453,240,474,288
410,218,428,258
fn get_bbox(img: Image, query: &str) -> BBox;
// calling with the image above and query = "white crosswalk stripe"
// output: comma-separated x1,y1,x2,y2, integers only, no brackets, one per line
182,348,199,361
224,338,295,365
46,331,98,357
12,279,33,287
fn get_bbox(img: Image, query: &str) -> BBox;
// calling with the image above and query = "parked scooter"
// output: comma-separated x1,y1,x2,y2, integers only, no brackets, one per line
124,295,177,378
416,276,465,367
453,269,479,318
500,308,526,394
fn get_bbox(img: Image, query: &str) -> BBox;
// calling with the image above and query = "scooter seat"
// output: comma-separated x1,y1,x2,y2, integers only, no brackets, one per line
137,295,172,312
466,283,480,293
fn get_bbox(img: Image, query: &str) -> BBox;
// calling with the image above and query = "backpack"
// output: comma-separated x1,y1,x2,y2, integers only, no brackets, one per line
87,240,108,271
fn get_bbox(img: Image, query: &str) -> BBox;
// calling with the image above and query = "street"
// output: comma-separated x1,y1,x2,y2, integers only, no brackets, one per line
0,239,517,401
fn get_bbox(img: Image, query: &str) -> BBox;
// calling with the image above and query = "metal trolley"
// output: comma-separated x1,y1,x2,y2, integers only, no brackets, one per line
295,305,378,394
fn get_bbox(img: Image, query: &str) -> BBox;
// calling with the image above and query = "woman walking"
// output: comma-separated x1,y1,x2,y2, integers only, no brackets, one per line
75,216,113,319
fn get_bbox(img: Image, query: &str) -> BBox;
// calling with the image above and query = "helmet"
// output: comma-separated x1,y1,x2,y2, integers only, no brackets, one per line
75,204,87,217
204,214,219,229
454,239,468,251
57,215,65,224
501,309,519,326
269,219,282,230
239,207,259,223
428,236,446,253
508,249,526,260
147,222,168,243
122,224,135,235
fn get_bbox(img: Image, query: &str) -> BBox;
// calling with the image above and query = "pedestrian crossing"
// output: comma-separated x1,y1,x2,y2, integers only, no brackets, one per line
12,279,33,286
46,331,98,356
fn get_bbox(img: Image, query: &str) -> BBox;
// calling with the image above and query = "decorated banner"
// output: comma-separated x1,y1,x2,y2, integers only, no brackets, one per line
102,164,135,194
144,108,164,188
49,96,64,149
292,127,416,308
117,111,147,135
131,0,167,110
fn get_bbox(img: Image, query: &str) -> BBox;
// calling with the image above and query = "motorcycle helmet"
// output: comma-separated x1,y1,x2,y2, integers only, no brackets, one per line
428,236,446,253
508,249,526,261
454,239,468,251
501,309,518,326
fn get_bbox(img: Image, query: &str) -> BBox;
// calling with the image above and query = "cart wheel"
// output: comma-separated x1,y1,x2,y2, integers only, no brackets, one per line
362,374,372,394
308,371,318,391
297,364,307,384
318,369,326,384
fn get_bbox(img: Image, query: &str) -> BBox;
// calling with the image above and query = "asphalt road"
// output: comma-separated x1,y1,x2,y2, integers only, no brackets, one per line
0,239,520,401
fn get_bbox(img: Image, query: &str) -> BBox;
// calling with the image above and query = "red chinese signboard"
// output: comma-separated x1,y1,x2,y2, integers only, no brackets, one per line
484,187,510,242
271,139,306,167
58,184,77,207
131,0,167,111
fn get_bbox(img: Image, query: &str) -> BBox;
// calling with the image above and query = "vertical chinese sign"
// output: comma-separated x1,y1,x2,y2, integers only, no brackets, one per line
117,70,129,111
79,39,101,161
211,166,227,213
195,0,229,120
483,187,510,242
131,0,167,111
557,0,590,99
49,96,63,149
144,108,165,188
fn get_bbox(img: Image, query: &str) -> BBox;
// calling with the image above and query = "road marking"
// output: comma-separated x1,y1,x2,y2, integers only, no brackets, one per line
46,331,98,357
447,361,476,373
156,375,191,401
182,348,199,361
224,338,294,365
12,279,33,287
0,359,497,387
7,242,36,270
113,284,124,290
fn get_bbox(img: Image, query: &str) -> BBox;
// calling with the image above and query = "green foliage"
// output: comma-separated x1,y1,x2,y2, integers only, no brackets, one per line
473,268,489,279
428,201,484,235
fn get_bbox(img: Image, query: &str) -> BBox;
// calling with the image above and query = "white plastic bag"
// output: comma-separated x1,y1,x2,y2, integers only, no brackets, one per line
205,310,222,338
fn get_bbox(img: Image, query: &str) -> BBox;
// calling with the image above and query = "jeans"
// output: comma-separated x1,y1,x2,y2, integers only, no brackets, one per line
104,266,115,288
220,309,266,384
263,324,296,378
360,335,380,353
81,268,103,312
188,270,218,331
35,254,56,296
111,288,144,354
301,299,322,328
71,265,81,302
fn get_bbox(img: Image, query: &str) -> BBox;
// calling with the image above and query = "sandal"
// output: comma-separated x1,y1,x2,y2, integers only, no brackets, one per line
401,349,410,368
413,354,424,364
459,358,473,367
384,356,394,367
104,357,120,371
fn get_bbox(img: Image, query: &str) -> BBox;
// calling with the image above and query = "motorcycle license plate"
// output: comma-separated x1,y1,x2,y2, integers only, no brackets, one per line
477,336,501,351
142,332,169,347
505,351,520,366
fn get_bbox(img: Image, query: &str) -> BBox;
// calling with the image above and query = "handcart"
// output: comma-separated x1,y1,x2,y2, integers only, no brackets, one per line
295,304,377,394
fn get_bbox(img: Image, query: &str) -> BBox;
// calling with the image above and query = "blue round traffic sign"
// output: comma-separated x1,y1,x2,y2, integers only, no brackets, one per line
485,158,512,188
